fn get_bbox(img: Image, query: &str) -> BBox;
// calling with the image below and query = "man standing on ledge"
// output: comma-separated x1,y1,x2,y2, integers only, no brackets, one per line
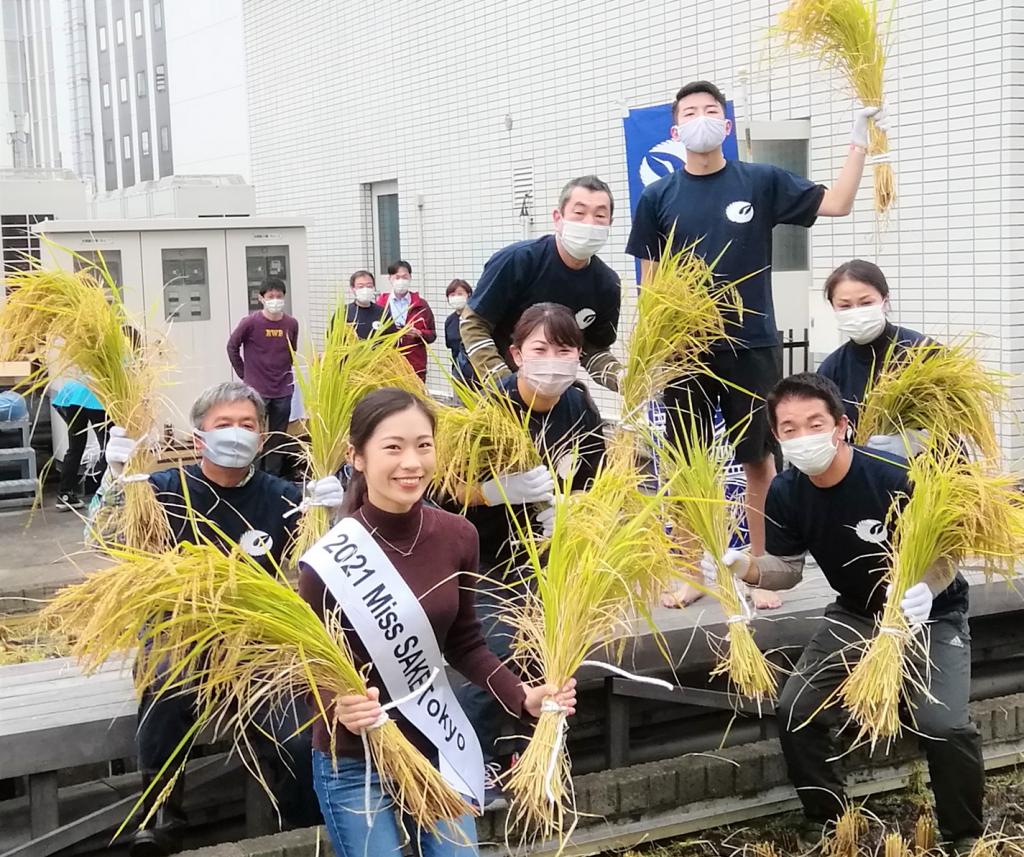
627,80,887,609
460,175,623,391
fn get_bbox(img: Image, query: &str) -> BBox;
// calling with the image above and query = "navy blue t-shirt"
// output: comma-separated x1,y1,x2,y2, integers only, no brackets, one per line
344,302,387,340
817,323,931,427
444,311,475,384
468,234,621,368
149,465,302,572
626,160,825,349
765,447,968,617
459,373,606,571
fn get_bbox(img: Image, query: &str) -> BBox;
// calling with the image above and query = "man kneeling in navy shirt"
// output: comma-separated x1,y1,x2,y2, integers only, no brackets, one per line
94,382,343,855
702,373,982,855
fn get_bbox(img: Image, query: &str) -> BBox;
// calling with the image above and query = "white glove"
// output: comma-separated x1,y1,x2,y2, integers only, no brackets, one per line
535,504,556,538
480,465,555,506
897,581,933,625
308,475,345,508
105,426,138,477
699,549,752,583
851,103,890,149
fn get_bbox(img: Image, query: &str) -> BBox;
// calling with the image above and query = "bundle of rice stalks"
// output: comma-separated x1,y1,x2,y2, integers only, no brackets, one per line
289,315,423,561
774,0,895,213
854,338,1006,459
502,457,681,842
433,380,541,504
0,262,170,550
837,442,1024,747
615,230,744,434
42,538,472,832
913,813,936,855
883,832,913,857
657,414,776,703
822,804,869,857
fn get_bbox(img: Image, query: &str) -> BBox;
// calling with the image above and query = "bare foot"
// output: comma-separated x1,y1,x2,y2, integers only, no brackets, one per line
660,581,706,609
750,588,782,610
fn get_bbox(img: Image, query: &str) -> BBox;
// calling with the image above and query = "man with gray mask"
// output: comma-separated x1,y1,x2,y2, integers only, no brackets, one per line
95,381,343,855
460,175,623,390
703,373,980,856
628,80,889,610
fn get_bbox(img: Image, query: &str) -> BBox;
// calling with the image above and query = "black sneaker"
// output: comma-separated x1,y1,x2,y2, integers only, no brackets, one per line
483,760,506,810
55,492,83,512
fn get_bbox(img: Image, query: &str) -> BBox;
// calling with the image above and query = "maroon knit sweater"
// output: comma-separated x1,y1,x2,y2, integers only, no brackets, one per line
298,499,526,758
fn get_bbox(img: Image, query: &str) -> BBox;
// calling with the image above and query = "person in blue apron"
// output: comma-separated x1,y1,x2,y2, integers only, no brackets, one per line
93,381,344,856
299,387,577,857
444,301,605,806
816,259,931,455
52,378,110,510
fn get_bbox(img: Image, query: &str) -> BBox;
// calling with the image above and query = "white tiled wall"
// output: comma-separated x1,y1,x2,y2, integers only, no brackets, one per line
242,0,1024,463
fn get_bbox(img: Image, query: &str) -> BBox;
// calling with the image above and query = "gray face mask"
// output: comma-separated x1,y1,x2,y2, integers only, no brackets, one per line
195,426,261,468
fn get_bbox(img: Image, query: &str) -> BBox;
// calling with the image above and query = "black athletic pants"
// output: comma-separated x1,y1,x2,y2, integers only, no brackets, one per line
260,395,292,477
137,659,321,828
56,405,109,496
777,601,984,841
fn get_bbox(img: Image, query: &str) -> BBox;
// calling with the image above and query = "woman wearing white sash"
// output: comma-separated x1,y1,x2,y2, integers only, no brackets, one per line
299,388,576,856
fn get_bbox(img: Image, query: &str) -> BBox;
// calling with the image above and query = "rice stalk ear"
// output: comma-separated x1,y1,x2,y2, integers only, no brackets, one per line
288,308,424,562
773,0,895,214
0,260,172,550
855,337,1007,459
433,384,540,505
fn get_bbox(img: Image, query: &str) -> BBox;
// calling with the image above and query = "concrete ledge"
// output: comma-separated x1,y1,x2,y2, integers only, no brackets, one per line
180,693,1024,857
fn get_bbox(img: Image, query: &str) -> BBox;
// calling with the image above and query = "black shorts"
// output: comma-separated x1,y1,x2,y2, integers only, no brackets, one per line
662,345,783,465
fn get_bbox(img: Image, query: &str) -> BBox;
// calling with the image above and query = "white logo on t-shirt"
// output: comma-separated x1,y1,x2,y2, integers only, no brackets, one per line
725,200,755,223
371,321,382,331
575,308,597,329
853,519,888,544
240,529,274,557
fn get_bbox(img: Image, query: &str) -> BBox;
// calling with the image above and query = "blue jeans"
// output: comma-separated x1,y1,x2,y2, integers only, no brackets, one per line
312,750,479,857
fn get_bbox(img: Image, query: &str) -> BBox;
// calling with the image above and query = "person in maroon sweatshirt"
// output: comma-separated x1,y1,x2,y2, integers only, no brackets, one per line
299,388,576,857
226,277,299,475
377,260,437,381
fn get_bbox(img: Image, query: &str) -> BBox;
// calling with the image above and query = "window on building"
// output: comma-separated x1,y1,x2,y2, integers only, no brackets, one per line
104,139,115,163
136,70,147,98
153,2,163,30
155,64,167,92
98,26,108,51
122,135,132,160
370,181,401,277
115,18,124,44
119,77,128,102
133,10,143,37
159,125,169,152
140,130,150,156
749,135,811,272
102,82,111,108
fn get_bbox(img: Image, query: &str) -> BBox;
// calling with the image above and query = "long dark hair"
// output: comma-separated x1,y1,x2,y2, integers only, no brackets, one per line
511,302,583,351
823,259,889,303
340,388,436,516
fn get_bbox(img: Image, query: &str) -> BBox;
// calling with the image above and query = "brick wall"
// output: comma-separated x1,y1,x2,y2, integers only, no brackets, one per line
242,0,1024,463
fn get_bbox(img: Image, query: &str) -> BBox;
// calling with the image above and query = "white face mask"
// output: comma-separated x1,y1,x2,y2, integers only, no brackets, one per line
263,298,285,315
391,281,410,297
448,294,467,312
558,220,609,261
779,430,839,477
520,356,579,397
354,286,376,306
674,115,728,154
835,303,886,344
195,426,261,469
